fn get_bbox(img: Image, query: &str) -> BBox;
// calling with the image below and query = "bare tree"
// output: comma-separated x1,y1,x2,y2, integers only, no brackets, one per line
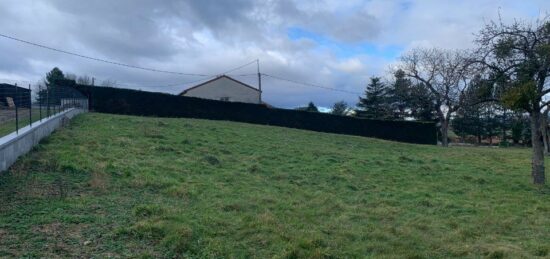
56,72,93,86
100,79,117,87
64,73,77,81
474,17,550,185
396,48,472,146
76,75,92,85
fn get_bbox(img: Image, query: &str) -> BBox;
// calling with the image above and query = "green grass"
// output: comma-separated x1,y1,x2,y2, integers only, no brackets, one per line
1,113,550,258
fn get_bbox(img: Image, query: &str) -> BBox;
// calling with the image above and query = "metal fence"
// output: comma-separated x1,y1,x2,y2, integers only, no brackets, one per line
0,82,88,138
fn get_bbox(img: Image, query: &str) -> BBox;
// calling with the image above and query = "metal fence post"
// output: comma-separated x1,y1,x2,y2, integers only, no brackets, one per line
52,85,56,114
56,86,58,114
15,83,19,134
28,84,32,127
46,85,50,117
39,84,42,122
53,86,56,114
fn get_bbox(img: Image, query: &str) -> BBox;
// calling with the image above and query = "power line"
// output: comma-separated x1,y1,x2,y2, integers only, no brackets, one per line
131,60,257,88
261,73,361,95
0,32,364,96
0,78,34,84
0,32,263,88
92,75,217,88
141,76,216,87
0,33,211,76
227,73,257,77
179,76,217,85
0,33,261,78
110,61,257,87
216,59,257,75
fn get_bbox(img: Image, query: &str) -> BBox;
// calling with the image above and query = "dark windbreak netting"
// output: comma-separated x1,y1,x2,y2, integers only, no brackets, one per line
74,84,436,145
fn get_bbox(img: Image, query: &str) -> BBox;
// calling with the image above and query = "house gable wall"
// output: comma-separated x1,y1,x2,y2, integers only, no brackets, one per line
182,77,260,104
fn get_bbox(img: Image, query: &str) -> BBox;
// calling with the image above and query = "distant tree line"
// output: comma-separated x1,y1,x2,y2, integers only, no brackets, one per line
33,67,118,106
298,17,550,185
298,69,532,147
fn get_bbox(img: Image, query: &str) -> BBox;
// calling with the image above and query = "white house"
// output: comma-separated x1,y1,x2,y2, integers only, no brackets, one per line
179,75,261,104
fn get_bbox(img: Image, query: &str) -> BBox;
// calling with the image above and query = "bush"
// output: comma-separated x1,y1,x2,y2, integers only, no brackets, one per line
74,85,437,144
499,140,511,148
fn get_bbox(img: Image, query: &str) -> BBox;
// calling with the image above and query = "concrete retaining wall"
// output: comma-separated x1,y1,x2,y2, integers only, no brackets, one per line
0,108,86,172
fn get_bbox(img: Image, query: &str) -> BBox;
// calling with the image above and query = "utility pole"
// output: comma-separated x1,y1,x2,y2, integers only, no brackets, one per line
91,77,95,86
257,59,262,104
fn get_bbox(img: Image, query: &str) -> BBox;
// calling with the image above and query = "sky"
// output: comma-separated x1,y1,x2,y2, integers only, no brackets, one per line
0,0,549,108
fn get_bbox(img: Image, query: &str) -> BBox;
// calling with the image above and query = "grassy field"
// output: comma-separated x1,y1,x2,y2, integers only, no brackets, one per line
0,109,48,137
1,113,550,258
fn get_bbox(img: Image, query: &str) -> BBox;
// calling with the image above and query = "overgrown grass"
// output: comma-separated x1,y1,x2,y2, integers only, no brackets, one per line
1,113,549,258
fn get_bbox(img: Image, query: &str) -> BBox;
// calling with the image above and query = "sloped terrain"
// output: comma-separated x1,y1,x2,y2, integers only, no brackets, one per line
0,113,549,258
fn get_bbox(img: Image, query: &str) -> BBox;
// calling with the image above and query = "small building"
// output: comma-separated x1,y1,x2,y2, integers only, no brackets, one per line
179,75,261,104
0,83,31,108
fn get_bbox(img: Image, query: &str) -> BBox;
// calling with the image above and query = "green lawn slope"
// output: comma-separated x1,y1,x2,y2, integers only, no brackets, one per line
1,113,549,258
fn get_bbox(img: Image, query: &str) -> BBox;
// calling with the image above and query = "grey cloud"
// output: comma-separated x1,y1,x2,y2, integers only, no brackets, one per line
304,10,381,43
325,11,380,42
271,1,381,43
48,1,181,61
0,0,547,108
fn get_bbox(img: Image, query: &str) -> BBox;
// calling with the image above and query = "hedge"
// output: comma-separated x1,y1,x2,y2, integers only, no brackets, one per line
74,85,437,144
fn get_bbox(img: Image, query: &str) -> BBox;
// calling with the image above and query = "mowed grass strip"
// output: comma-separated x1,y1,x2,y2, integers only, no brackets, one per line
1,113,549,258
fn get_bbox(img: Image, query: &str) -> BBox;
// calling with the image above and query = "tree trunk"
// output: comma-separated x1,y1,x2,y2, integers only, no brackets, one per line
440,118,449,147
530,111,546,185
477,134,482,145
502,110,507,144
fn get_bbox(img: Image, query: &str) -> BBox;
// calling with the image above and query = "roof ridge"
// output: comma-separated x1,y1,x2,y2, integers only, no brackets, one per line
179,75,260,95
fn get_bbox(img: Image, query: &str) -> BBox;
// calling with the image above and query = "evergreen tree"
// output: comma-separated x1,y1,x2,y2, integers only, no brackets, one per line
380,69,435,121
331,101,348,116
37,67,78,105
408,83,435,121
357,77,390,119
452,76,505,145
387,69,412,119
296,101,319,112
37,68,65,105
452,103,502,145
45,67,65,88
305,101,319,112
452,104,483,143
510,113,531,145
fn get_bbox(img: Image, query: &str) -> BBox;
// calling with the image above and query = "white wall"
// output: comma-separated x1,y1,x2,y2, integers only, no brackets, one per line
182,77,260,104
